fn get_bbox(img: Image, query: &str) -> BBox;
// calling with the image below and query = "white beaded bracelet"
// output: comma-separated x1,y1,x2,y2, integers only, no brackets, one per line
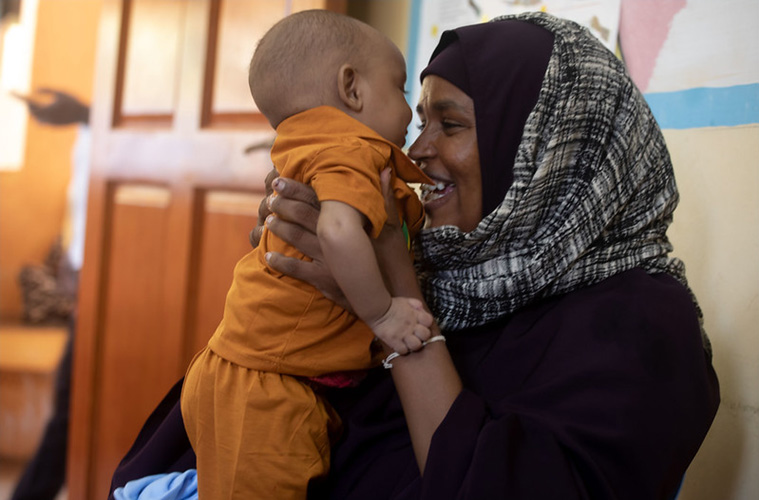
382,335,446,369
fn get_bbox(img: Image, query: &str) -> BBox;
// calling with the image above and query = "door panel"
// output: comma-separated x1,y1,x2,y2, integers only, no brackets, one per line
92,184,178,497
121,0,184,117
211,0,284,115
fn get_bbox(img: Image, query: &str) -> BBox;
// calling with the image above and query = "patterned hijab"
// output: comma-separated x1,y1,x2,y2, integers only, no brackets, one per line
415,12,709,353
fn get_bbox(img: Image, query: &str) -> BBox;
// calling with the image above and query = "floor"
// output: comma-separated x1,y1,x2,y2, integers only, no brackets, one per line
0,460,67,500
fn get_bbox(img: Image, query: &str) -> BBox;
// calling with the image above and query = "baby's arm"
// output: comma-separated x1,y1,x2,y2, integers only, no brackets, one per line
317,200,432,354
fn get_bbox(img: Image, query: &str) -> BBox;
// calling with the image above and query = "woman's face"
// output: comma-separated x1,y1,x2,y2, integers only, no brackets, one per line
408,75,482,232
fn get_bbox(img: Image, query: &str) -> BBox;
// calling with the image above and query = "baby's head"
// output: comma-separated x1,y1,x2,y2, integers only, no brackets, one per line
249,10,412,147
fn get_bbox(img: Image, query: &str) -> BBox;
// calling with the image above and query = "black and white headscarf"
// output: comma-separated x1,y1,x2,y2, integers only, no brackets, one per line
415,12,708,352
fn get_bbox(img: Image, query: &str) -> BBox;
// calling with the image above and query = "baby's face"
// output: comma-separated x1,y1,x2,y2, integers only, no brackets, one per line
358,38,412,148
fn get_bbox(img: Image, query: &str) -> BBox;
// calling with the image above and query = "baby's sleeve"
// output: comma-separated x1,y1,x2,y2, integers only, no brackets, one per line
303,142,389,238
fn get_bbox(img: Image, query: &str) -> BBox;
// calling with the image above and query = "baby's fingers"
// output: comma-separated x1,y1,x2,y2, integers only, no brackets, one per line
414,323,432,343
407,297,425,310
416,308,433,328
388,338,409,356
404,334,424,353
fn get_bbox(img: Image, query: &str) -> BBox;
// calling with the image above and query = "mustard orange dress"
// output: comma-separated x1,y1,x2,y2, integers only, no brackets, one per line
181,106,429,499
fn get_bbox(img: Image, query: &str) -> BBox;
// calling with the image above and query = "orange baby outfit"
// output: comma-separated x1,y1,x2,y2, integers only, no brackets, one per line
182,106,429,499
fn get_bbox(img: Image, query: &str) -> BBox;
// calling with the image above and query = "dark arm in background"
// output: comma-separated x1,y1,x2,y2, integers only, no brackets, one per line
13,88,89,125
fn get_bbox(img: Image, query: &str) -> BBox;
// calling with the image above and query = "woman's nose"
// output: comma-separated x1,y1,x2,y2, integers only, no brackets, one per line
408,132,431,163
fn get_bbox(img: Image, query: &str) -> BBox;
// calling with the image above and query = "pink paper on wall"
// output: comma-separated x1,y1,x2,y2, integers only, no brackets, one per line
619,0,686,93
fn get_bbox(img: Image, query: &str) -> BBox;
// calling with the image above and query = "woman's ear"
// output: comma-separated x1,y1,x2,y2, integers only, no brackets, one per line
337,63,363,112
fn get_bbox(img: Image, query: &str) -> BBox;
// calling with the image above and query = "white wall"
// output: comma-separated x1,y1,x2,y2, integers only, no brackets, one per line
667,125,759,500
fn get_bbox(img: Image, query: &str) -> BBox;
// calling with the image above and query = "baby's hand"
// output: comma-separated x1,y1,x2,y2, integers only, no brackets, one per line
369,297,433,354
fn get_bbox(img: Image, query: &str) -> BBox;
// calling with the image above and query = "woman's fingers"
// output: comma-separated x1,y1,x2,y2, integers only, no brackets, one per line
266,216,323,261
249,225,264,248
265,251,314,279
266,185,319,239
252,173,321,248
250,168,279,248
264,251,351,312
272,177,320,210
267,195,319,235
263,167,279,197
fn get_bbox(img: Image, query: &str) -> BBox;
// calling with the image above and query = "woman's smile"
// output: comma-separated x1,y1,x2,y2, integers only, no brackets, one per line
420,180,455,205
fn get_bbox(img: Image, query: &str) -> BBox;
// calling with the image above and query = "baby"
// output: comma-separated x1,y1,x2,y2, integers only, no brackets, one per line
181,9,435,499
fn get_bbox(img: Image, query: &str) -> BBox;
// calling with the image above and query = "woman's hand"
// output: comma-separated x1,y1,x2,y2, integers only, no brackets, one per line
251,168,350,310
249,168,321,250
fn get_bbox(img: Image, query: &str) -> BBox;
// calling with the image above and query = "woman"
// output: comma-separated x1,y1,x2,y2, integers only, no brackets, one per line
110,12,718,499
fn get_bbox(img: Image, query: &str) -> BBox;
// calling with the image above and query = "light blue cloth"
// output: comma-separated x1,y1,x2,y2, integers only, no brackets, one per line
113,470,198,500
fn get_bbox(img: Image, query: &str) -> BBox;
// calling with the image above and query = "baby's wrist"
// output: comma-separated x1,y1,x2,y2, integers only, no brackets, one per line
363,295,393,329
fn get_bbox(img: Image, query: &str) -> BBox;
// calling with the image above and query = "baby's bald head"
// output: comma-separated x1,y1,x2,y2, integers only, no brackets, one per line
249,10,377,128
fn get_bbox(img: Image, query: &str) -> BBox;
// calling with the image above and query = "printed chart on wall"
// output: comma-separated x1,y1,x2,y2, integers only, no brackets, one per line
405,0,621,144
406,0,758,134
619,0,759,129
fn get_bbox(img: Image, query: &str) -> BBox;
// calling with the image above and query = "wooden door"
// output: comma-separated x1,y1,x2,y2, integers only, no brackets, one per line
67,1,345,498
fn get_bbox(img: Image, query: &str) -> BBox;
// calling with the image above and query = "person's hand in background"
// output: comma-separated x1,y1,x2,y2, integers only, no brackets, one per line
13,88,89,125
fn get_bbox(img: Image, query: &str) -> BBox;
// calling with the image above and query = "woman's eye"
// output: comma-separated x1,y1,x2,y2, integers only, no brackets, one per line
441,121,461,130
416,122,426,131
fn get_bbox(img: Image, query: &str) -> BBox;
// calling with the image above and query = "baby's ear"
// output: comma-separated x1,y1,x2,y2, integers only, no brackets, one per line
337,63,362,112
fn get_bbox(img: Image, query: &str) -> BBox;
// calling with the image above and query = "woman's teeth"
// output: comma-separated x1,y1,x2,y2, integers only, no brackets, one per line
420,182,452,202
